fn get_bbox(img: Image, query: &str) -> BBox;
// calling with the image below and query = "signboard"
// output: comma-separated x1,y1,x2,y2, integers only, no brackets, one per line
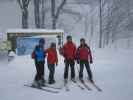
16,36,56,56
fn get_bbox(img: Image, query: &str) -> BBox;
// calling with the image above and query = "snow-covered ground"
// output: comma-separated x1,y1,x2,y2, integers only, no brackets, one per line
0,48,133,100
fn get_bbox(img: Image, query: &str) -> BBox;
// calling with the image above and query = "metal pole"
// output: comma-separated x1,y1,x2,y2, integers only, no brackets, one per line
99,0,102,48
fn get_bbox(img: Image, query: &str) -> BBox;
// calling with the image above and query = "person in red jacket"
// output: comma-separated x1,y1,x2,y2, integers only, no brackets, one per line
45,42,58,84
76,38,94,83
60,35,76,83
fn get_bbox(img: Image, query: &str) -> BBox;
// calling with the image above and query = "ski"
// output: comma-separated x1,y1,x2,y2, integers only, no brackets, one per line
43,84,62,90
88,81,102,92
28,82,62,90
71,80,85,90
24,84,59,94
80,80,92,91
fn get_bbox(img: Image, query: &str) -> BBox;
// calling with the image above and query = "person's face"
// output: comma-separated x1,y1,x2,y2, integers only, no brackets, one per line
52,45,56,49
51,43,56,49
80,40,85,45
67,38,72,42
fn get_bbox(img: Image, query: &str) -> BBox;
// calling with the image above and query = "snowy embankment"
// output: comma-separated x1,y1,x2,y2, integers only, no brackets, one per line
0,48,133,100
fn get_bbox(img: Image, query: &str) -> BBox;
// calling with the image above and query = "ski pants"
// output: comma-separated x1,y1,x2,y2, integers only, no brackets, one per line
48,64,55,82
79,60,93,81
34,60,45,81
64,59,75,79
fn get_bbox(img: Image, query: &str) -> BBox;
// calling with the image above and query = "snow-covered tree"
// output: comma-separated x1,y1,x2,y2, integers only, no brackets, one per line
51,0,67,29
99,0,133,47
17,0,31,28
34,0,41,28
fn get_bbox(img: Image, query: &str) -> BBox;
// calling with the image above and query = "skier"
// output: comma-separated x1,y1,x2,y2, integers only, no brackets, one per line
31,38,46,88
76,38,94,83
60,35,76,83
45,43,58,84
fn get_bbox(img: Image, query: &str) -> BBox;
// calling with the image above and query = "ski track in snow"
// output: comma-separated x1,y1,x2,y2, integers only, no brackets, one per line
0,48,133,100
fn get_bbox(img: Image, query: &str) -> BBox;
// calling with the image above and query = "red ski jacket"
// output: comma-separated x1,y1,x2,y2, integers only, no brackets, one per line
45,48,58,64
61,42,76,60
77,45,93,62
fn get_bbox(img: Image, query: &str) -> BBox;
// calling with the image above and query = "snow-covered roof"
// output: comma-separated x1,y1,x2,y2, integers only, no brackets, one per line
25,35,57,38
7,29,64,34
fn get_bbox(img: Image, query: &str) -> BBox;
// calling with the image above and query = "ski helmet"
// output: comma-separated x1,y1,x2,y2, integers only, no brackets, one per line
39,38,45,45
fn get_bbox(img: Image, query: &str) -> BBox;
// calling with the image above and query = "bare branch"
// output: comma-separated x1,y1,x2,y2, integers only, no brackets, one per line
26,0,31,7
61,8,81,17
67,0,98,5
55,0,67,18
17,0,23,10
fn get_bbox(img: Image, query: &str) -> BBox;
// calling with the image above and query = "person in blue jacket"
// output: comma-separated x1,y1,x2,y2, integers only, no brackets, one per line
31,38,46,88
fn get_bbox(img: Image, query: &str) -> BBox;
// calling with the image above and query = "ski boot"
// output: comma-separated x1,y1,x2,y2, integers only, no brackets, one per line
79,78,84,83
49,80,55,85
64,79,68,85
71,78,76,83
32,80,41,88
87,78,94,83
38,79,46,86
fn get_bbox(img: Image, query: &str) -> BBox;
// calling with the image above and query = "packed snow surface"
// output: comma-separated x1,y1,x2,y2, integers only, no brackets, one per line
0,48,133,100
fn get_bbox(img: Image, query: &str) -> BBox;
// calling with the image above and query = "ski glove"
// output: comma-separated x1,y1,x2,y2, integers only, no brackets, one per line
77,60,80,64
90,60,93,64
56,62,58,66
